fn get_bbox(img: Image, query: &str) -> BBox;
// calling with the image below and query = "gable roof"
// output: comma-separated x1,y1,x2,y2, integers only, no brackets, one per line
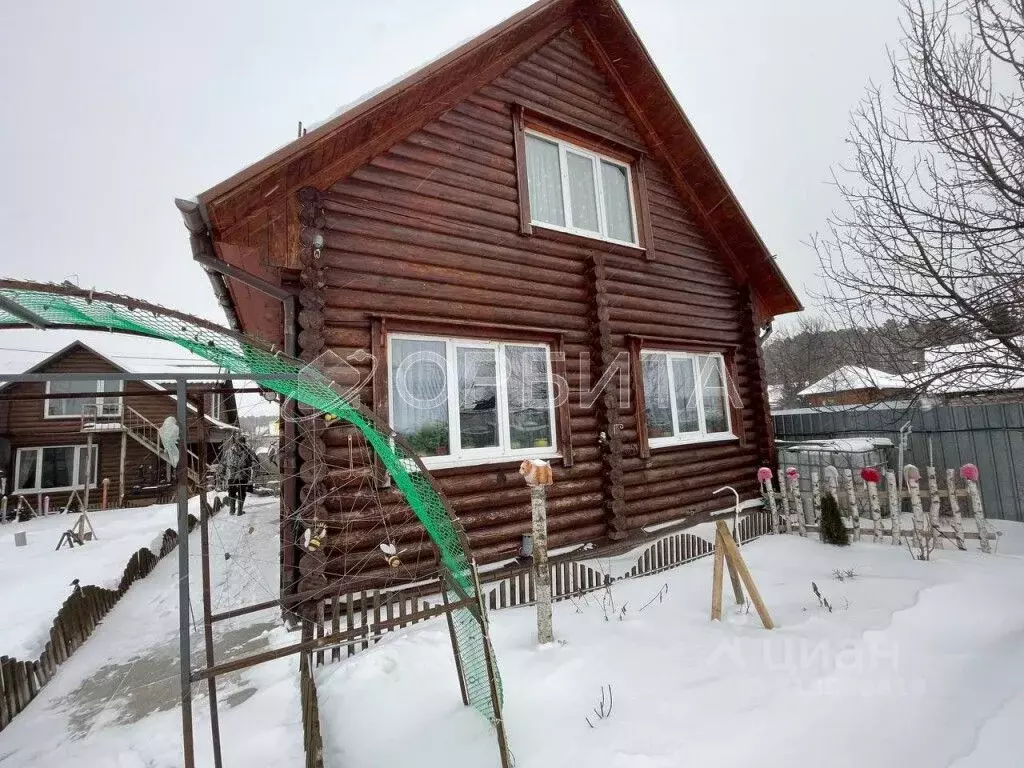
182,0,801,330
0,340,237,428
799,366,908,397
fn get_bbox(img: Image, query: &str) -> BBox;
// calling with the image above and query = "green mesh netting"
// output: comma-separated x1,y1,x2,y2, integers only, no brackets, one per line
0,286,501,721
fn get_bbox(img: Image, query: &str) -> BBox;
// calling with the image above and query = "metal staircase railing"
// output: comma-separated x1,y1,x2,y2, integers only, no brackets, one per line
83,404,203,485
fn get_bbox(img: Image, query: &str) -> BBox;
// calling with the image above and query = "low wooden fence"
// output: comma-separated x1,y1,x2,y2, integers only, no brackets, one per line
0,495,225,732
758,463,994,552
299,626,325,768
305,508,773,667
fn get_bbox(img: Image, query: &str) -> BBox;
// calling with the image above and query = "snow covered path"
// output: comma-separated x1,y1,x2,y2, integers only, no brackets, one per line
316,528,1024,768
0,496,304,767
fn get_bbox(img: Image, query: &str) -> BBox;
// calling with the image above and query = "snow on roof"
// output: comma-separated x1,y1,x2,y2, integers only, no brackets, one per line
0,328,279,422
798,366,907,396
779,437,893,453
766,384,784,408
910,338,1024,394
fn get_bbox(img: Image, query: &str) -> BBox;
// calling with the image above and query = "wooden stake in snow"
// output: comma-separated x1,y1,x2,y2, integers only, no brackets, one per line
885,469,901,545
960,464,990,554
842,468,861,542
925,465,943,551
785,468,804,536
905,465,925,552
520,459,554,644
776,468,791,534
946,468,966,551
758,467,779,534
710,520,773,629
860,468,883,543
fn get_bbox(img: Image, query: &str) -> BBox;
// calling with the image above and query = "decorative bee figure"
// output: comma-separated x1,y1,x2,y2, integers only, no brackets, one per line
379,541,402,568
303,525,326,552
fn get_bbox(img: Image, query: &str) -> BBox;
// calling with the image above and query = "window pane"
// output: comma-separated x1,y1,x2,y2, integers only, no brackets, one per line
390,339,450,456
99,381,123,416
699,355,729,434
40,447,75,490
526,135,565,227
672,358,700,433
505,346,553,450
17,451,37,491
601,161,634,242
566,151,599,232
642,355,673,438
456,347,499,450
48,379,99,416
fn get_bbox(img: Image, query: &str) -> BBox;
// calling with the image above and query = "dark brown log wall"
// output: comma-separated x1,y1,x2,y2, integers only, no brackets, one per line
295,28,771,585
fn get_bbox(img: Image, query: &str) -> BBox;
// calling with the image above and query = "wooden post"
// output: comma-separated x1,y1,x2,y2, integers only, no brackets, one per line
961,464,990,553
946,468,966,551
905,465,925,553
710,532,725,621
810,470,822,525
520,459,554,645
118,430,127,508
842,469,860,542
925,465,943,551
101,478,109,511
711,521,773,630
786,469,804,537
758,468,779,534
886,469,901,545
83,433,93,511
776,468,791,534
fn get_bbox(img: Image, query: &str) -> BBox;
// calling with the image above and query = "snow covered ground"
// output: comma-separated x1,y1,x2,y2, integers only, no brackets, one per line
316,525,1024,768
0,498,213,661
0,496,304,768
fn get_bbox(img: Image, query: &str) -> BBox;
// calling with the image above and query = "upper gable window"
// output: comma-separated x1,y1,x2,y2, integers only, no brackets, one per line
525,130,637,246
45,379,123,418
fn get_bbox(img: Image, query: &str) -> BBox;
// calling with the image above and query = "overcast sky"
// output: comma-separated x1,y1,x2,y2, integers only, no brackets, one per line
0,0,906,366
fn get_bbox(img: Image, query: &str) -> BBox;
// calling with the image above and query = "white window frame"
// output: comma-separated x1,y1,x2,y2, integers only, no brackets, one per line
388,333,559,469
641,350,735,448
44,379,123,419
525,128,640,247
14,445,99,494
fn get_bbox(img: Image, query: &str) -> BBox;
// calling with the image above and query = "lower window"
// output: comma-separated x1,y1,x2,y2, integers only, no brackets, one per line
15,445,99,493
642,350,733,446
388,334,557,467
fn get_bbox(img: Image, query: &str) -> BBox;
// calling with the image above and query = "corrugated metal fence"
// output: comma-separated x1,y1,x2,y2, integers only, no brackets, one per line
773,401,1024,522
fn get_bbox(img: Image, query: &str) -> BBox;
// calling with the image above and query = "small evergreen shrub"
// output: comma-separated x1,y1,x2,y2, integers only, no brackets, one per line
820,492,849,546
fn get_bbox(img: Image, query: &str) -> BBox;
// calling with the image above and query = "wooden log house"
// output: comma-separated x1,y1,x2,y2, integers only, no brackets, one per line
0,341,236,510
177,0,801,598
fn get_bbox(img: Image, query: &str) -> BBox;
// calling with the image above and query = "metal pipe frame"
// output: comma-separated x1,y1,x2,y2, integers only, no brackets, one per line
0,372,297,382
0,386,273,402
174,379,195,768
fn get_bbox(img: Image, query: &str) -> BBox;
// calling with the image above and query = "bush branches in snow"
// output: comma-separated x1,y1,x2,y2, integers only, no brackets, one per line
585,684,614,728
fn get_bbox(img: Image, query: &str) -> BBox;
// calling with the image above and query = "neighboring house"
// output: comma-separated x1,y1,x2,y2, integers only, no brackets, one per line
798,365,907,407
911,340,1024,405
177,0,801,593
0,341,236,511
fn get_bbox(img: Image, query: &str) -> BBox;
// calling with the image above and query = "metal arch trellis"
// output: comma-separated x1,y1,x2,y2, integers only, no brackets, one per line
0,279,509,761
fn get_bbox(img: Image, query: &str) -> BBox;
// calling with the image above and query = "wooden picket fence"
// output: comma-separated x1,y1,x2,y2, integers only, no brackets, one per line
298,630,325,768
759,463,993,553
0,495,225,732
307,508,773,668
